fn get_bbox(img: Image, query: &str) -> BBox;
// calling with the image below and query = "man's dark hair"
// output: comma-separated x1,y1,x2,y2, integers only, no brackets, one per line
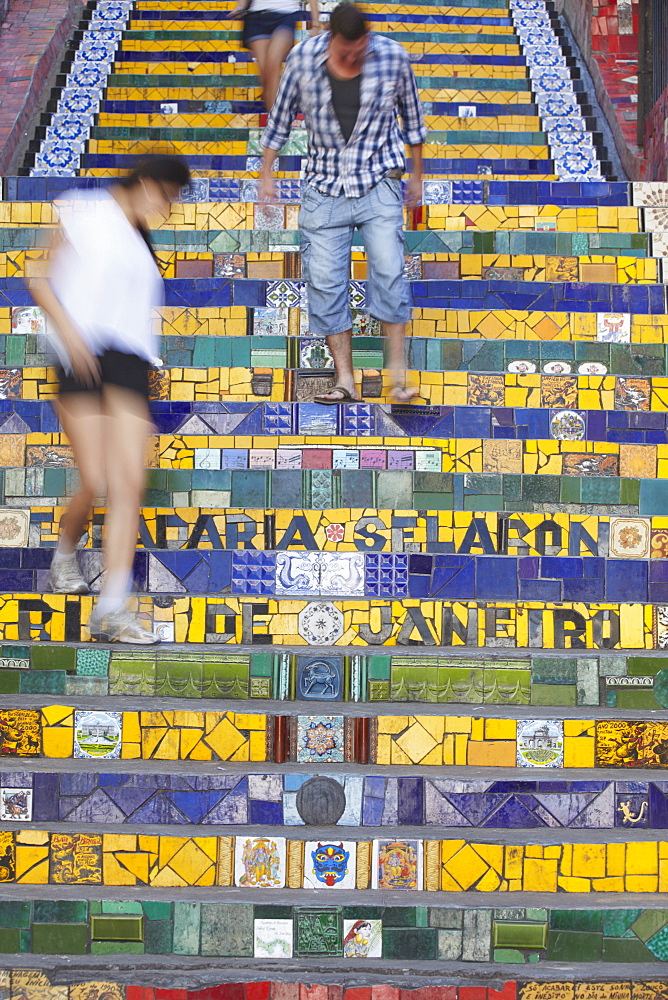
329,2,368,39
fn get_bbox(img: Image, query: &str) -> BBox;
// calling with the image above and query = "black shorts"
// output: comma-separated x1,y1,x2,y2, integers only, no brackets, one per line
57,349,151,401
242,9,301,46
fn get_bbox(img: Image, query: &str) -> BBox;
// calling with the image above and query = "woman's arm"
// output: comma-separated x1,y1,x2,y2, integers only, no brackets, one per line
26,231,100,386
309,0,321,34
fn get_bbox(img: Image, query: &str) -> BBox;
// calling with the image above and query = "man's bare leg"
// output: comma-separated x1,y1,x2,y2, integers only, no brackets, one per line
383,320,419,402
315,328,362,402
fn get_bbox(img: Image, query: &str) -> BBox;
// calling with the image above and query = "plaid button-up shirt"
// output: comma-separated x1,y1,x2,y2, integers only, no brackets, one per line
261,30,427,198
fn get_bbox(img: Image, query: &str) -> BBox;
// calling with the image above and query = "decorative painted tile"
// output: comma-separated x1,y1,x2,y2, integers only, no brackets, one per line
50,832,102,884
214,254,245,278
549,410,586,441
303,841,356,889
253,308,288,337
294,908,343,957
296,716,345,763
296,655,343,701
597,313,631,343
319,552,365,596
372,838,422,890
298,602,343,645
0,509,29,546
615,378,650,411
275,552,320,596
609,518,651,559
235,836,285,887
543,361,572,375
343,918,382,957
73,711,122,759
254,918,292,958
266,280,305,308
12,306,46,336
255,204,285,230
0,788,32,821
300,339,333,370
516,720,564,768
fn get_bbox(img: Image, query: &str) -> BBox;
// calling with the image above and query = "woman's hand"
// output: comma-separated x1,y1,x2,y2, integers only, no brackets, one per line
224,4,248,17
309,21,322,35
62,329,101,387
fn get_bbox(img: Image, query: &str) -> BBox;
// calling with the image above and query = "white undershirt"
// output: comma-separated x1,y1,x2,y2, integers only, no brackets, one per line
48,189,163,369
250,0,302,14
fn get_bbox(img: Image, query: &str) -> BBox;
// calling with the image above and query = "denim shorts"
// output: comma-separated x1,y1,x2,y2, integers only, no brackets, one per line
242,9,300,46
298,177,411,336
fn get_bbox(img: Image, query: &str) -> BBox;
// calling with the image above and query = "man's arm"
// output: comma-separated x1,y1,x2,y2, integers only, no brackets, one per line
396,50,427,207
260,49,301,199
308,0,320,35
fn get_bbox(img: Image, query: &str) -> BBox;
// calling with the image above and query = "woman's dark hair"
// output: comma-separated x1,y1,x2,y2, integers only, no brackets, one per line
120,155,191,191
119,156,191,260
329,2,367,39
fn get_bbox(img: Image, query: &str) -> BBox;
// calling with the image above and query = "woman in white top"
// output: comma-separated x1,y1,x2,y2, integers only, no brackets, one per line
226,0,320,109
28,156,191,644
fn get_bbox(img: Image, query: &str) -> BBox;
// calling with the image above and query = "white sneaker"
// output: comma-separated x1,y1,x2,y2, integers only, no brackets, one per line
48,555,89,594
88,607,161,645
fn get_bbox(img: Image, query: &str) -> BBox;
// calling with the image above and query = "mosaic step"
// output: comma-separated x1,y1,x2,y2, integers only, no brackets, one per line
3,207,651,238
11,336,668,378
2,644,668,710
0,829,667,893
0,470,652,515
2,902,668,963
4,707,668,768
2,981,668,1000
12,370,668,408
6,547,668,605
5,178,636,205
13,397,668,431
0,595,660,649
4,770,668,830
8,508,668,558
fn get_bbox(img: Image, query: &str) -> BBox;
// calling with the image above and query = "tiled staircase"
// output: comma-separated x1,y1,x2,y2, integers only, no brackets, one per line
3,0,668,990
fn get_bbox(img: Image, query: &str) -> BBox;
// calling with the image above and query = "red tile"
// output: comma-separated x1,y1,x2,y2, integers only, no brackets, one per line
344,991,371,1000
246,985,271,1000
301,988,328,1000
488,985,517,1000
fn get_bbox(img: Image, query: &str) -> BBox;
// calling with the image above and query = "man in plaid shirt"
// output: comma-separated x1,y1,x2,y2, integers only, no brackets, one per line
260,1,427,404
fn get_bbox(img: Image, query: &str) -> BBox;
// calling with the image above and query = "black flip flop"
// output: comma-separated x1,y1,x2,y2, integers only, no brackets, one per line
313,385,362,405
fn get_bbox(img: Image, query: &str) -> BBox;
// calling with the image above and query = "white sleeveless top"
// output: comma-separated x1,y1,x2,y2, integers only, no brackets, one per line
250,0,301,14
48,189,163,370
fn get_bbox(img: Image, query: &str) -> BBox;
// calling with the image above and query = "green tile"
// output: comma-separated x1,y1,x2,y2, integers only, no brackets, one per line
493,948,526,963
546,930,603,962
603,909,642,937
173,902,200,956
32,923,88,955
531,683,576,706
602,937,655,962
254,905,293,919
382,927,437,960
142,901,172,920
0,669,20,693
0,902,30,928
531,657,577,684
0,928,20,952
493,922,547,949
483,668,530,705
250,650,273,677
630,909,668,943
91,941,145,955
91,916,143,942
30,645,76,671
368,679,390,700
368,656,391,680
549,911,603,931
20,670,67,695
33,901,88,924
101,901,143,914
381,907,418,927
200,903,253,957
109,657,156,696
155,656,203,699
143,919,173,954
341,906,382,920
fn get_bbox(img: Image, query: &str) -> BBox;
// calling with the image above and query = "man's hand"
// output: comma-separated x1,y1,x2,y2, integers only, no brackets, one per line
259,174,277,202
404,173,422,209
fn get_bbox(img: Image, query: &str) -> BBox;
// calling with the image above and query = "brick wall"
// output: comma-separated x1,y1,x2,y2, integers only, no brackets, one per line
0,0,86,175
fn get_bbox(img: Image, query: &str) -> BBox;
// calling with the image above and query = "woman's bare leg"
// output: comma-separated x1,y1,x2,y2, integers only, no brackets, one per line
54,395,105,549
